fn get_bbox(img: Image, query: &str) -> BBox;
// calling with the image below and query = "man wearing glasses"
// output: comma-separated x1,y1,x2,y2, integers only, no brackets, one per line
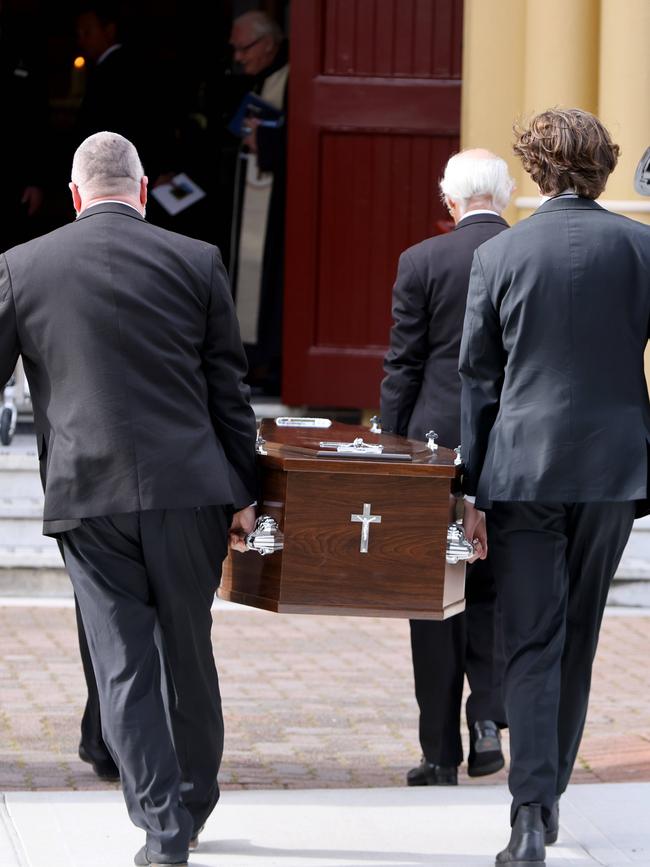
228,10,288,397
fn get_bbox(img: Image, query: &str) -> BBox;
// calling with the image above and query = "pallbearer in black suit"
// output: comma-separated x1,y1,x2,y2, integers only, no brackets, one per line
460,109,650,866
0,132,257,867
381,149,514,786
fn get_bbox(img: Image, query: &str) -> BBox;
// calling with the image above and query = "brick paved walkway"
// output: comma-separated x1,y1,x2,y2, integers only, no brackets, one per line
0,606,648,791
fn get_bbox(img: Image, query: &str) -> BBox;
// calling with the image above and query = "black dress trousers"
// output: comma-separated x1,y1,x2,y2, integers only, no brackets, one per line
74,595,110,764
61,506,230,860
487,500,635,824
409,556,505,766
57,537,111,768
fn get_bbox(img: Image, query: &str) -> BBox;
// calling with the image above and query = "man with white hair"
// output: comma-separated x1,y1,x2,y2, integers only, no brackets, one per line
0,131,257,866
381,149,514,788
229,9,288,395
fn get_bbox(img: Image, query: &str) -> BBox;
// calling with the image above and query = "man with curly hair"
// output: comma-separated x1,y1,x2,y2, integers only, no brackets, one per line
460,108,650,865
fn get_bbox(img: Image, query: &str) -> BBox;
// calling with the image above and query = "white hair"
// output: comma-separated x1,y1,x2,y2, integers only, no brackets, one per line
71,131,144,199
233,10,283,42
439,150,515,213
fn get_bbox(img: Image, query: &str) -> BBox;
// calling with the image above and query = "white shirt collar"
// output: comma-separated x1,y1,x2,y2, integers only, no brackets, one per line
458,209,500,222
542,189,579,201
79,199,142,217
97,43,122,65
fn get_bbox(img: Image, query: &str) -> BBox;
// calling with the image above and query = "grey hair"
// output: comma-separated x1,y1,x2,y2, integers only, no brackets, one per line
233,10,283,42
439,150,515,213
71,131,144,199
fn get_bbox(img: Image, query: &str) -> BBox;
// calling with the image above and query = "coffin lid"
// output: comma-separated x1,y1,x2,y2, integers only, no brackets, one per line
256,419,459,477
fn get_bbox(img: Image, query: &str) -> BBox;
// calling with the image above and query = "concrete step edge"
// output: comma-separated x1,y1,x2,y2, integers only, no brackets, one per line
0,501,43,518
0,548,64,569
615,557,650,580
0,568,71,596
0,456,38,471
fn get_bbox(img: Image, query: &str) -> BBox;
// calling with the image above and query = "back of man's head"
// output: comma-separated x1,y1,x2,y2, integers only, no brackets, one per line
440,149,514,216
71,131,144,202
513,108,619,199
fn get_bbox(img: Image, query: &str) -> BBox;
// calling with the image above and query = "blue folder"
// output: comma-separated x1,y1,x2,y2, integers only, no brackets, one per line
228,92,284,138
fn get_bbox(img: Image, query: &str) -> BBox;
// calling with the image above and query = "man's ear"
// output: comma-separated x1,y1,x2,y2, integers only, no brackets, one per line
140,176,148,207
69,181,82,215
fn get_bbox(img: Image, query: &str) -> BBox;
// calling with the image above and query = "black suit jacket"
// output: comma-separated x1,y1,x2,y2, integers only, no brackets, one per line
0,202,257,534
459,196,650,510
381,214,509,447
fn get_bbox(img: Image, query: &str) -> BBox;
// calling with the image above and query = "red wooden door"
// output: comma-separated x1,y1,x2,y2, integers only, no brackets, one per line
283,0,463,407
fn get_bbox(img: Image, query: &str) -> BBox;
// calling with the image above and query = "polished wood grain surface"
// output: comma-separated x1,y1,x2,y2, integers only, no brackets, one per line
282,473,450,611
218,420,466,619
258,419,459,478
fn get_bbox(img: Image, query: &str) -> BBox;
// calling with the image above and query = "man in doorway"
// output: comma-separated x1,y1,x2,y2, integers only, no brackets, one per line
461,108,650,865
381,149,512,787
0,132,257,866
75,2,174,183
229,10,288,396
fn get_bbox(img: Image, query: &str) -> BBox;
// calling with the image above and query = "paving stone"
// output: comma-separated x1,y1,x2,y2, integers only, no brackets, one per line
0,606,648,792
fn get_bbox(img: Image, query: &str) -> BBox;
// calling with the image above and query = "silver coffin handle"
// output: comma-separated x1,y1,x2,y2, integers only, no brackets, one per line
245,515,285,556
446,523,475,564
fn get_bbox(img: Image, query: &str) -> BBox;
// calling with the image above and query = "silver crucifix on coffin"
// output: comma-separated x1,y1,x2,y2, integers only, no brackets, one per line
350,503,382,553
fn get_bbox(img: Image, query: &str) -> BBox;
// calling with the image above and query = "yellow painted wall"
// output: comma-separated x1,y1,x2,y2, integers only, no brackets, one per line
460,0,524,225
462,0,650,225
599,0,650,212
462,0,650,380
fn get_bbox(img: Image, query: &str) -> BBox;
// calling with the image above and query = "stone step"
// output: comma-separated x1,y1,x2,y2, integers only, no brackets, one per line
0,497,42,518
0,471,44,498
615,557,650,580
0,451,38,471
0,568,69,596
0,518,51,547
606,580,650,607
0,544,63,569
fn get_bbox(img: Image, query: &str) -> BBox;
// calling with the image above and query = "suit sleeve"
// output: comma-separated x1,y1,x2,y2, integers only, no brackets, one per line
203,248,258,510
380,251,429,436
0,256,20,386
459,250,506,496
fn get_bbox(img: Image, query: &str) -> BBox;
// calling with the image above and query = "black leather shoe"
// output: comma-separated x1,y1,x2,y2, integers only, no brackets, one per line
133,845,187,866
78,744,120,782
544,798,559,845
495,803,546,866
406,758,457,786
468,720,505,777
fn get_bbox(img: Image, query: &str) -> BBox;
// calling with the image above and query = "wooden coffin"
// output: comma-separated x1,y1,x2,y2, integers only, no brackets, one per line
219,419,467,619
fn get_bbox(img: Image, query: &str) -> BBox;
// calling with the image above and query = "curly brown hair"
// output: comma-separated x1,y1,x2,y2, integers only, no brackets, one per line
513,108,620,199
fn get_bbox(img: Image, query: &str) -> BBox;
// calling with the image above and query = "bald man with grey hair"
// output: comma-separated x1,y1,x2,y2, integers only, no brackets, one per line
71,130,146,202
70,130,147,213
381,148,514,788
0,131,258,866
